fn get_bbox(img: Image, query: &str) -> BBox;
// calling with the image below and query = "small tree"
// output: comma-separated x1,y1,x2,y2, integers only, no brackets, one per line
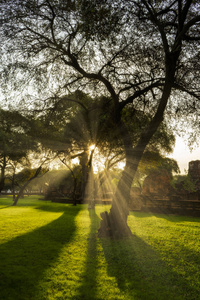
12,165,48,206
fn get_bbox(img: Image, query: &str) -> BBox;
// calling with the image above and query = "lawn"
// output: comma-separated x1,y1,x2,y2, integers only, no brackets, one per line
0,196,200,300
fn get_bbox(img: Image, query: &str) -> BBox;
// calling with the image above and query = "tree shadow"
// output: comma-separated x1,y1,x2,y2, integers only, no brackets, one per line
131,210,174,219
0,205,11,209
100,234,199,299
156,213,200,223
75,208,101,300
0,204,81,300
131,211,200,223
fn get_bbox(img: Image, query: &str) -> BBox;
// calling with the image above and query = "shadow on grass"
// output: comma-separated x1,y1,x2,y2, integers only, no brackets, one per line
157,214,200,223
75,208,101,300
131,211,200,223
100,234,200,300
0,205,11,209
0,204,81,300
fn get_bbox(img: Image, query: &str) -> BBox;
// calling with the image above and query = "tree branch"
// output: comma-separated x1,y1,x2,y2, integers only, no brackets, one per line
172,82,200,100
120,80,163,109
141,0,169,53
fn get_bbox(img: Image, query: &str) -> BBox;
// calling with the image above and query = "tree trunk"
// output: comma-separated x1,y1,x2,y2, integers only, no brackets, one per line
12,181,30,206
80,148,95,203
80,149,89,201
12,166,43,206
99,77,175,238
11,174,16,201
98,149,141,238
0,155,6,193
72,178,77,206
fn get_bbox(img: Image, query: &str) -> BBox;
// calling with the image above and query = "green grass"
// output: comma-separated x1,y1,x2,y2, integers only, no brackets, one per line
0,196,200,299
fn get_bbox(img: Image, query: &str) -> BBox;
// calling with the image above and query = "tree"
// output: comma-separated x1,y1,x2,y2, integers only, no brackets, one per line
10,146,54,205
1,0,200,237
172,173,197,193
0,109,55,205
0,109,37,193
7,156,30,199
12,165,48,206
32,91,110,201
133,152,180,189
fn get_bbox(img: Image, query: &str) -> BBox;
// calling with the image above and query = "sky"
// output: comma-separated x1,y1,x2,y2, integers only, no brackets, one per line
169,136,200,174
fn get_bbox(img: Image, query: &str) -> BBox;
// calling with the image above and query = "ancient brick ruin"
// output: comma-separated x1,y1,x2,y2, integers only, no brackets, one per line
130,160,200,216
188,160,200,188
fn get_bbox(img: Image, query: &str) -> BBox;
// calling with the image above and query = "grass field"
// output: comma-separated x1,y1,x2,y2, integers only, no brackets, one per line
0,196,200,300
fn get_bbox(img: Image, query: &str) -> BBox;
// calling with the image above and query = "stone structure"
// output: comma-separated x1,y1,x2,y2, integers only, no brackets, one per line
130,187,143,210
142,169,171,198
129,161,200,215
188,160,200,188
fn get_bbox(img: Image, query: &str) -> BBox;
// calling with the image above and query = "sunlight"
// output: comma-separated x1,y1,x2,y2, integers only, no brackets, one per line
89,144,95,151
83,157,114,207
169,136,200,174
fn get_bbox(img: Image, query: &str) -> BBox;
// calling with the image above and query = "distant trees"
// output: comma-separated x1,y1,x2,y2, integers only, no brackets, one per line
1,0,200,236
0,108,55,205
0,109,37,193
172,174,197,193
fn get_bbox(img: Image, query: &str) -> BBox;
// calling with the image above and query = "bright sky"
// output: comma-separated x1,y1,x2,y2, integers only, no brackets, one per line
169,136,200,174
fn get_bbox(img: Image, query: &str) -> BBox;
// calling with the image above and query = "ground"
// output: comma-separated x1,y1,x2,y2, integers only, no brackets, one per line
0,195,200,299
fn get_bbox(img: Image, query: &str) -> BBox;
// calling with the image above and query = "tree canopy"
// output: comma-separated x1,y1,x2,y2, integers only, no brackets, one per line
0,109,38,192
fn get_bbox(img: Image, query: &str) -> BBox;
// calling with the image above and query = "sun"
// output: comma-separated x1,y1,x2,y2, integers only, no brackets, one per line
89,144,95,151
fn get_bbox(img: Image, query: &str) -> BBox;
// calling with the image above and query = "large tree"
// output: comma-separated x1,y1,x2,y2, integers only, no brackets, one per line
1,0,200,237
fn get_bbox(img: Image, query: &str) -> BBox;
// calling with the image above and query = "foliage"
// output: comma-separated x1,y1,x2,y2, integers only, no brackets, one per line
44,166,82,200
14,167,49,189
101,107,177,170
140,152,179,175
172,174,197,193
0,109,35,160
33,169,70,191
37,90,176,172
1,0,199,129
0,109,38,191
121,108,176,154
132,152,180,188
